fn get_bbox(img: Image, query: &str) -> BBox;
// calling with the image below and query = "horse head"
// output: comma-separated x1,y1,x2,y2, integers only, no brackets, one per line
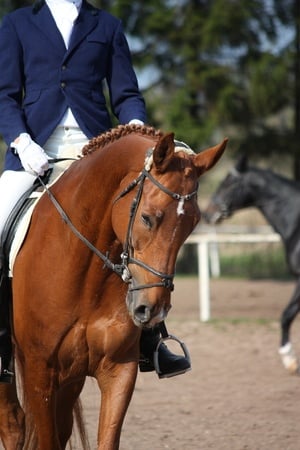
111,129,227,328
204,153,253,224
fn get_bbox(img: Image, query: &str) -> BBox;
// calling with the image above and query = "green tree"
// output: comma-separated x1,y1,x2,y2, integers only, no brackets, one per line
95,1,292,155
2,1,299,175
0,0,31,16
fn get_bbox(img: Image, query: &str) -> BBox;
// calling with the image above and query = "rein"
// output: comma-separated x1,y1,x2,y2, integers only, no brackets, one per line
39,148,198,292
38,175,125,277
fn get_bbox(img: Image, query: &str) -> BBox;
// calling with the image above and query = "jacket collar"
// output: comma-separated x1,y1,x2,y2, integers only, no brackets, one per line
32,0,45,14
68,1,99,55
31,0,99,58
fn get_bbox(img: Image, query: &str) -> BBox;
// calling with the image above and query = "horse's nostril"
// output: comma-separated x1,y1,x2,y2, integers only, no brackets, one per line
134,305,151,323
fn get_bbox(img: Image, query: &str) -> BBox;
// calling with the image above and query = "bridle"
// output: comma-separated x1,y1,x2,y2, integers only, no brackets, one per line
39,147,198,292
115,163,198,292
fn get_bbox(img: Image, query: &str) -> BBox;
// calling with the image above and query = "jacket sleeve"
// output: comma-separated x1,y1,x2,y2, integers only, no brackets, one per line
0,14,28,146
105,20,146,125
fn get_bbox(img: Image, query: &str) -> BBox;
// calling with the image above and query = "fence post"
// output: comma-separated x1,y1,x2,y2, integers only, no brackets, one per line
198,240,210,322
209,241,220,277
187,229,281,322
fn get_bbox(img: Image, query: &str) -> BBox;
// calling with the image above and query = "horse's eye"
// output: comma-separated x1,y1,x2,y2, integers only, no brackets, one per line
141,214,152,229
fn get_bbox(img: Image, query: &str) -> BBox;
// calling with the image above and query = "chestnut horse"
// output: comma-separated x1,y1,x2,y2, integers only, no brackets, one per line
0,125,227,449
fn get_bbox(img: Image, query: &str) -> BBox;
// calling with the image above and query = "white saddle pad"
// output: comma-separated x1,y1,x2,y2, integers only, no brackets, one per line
9,159,76,277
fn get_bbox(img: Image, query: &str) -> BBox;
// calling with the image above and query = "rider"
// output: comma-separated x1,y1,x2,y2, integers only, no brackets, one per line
0,0,191,382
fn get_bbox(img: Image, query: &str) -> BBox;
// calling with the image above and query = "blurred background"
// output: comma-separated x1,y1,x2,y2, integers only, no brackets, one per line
0,1,298,169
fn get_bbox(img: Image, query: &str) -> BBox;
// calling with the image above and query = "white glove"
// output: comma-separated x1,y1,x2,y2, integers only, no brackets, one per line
11,133,49,176
128,119,144,126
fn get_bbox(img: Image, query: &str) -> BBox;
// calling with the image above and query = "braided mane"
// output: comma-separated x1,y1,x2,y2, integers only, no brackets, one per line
82,124,164,156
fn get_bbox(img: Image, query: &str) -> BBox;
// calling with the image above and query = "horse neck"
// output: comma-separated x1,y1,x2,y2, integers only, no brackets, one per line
247,168,300,241
54,146,132,250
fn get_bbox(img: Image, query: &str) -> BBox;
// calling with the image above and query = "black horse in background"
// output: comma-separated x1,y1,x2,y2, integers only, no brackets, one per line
204,154,300,374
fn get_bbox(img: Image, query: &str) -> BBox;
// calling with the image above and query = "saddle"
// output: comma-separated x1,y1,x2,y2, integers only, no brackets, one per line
0,158,76,278
0,171,52,279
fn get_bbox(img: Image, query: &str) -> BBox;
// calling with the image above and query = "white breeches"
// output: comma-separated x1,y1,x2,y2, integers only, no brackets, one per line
0,127,89,241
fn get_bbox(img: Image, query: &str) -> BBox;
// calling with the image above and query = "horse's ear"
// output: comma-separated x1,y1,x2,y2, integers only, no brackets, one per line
194,138,228,175
152,133,175,172
235,153,248,173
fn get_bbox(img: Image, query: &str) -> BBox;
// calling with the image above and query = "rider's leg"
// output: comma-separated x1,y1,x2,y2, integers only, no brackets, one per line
139,322,191,378
0,170,37,383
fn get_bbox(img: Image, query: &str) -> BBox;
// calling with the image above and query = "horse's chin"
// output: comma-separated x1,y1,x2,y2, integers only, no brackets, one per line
129,309,167,329
133,316,164,329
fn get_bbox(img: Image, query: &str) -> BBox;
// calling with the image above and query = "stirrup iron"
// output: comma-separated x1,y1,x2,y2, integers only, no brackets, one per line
153,322,191,378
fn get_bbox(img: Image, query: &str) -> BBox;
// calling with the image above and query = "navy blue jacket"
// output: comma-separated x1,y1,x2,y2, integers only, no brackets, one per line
0,0,146,170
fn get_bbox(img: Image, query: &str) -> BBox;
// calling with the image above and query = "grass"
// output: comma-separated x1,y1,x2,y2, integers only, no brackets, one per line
219,246,291,279
176,243,292,280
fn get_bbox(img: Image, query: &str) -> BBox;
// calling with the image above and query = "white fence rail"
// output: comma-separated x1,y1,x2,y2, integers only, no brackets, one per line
184,227,281,322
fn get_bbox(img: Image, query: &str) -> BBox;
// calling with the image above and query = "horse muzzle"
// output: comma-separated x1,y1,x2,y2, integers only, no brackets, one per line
126,289,171,328
203,201,230,224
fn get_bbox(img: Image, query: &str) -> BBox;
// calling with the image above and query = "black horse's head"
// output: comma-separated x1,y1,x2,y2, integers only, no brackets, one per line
204,154,253,224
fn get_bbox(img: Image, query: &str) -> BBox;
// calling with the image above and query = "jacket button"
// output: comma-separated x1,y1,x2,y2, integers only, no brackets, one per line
61,82,66,88
62,65,67,70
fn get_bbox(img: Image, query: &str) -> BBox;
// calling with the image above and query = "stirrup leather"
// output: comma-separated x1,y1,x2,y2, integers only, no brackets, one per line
0,357,14,383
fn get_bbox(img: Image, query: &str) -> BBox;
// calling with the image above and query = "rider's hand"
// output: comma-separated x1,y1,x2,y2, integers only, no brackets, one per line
10,133,49,176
